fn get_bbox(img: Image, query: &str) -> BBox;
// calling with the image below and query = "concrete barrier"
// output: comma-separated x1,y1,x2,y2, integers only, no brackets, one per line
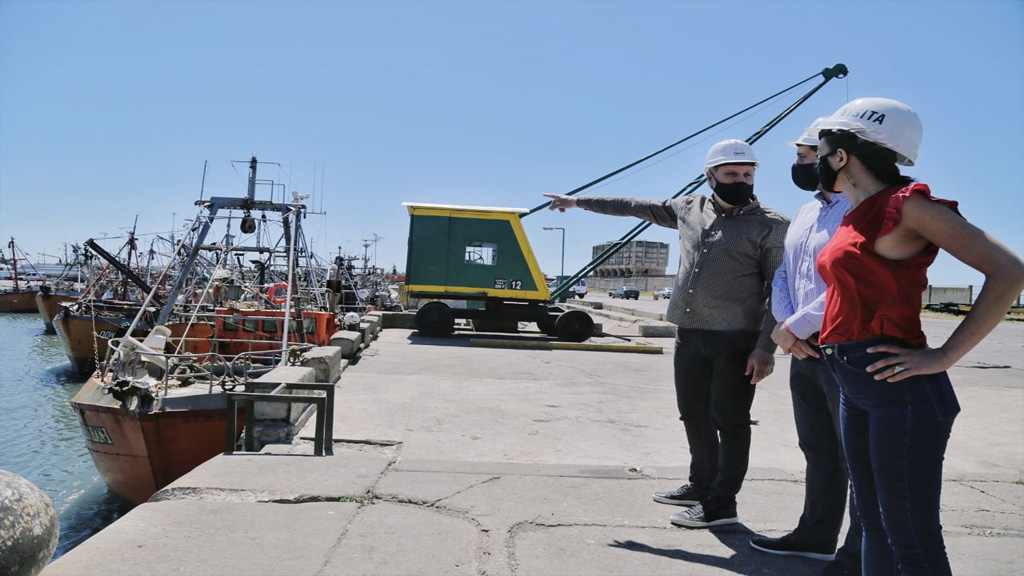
358,322,375,345
329,330,363,359
361,314,382,338
380,311,418,329
249,366,318,447
300,346,344,383
639,323,677,338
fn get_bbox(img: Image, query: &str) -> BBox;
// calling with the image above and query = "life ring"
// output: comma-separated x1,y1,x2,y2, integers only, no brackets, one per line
267,282,289,304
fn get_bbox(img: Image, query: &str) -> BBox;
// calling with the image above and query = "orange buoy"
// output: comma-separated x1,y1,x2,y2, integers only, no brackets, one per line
267,282,289,304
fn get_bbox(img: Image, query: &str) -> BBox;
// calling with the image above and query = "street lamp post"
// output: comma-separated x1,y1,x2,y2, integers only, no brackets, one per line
543,227,565,277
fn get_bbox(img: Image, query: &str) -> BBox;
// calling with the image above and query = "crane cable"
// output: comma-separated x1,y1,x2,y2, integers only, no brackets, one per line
543,63,848,302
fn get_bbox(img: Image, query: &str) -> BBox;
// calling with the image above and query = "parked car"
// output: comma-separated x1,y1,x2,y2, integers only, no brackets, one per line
569,279,587,298
546,278,588,299
608,285,640,300
655,287,673,300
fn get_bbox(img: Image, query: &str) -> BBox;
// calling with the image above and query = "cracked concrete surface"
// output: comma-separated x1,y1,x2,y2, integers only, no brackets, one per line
44,318,1024,575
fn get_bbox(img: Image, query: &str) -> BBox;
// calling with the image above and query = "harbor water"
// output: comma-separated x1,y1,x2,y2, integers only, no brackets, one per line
0,312,132,559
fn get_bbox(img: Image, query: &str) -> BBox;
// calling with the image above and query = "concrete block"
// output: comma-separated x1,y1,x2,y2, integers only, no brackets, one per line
251,366,316,422
381,311,417,329
245,365,321,448
359,321,375,344
300,346,343,383
366,311,385,330
639,323,677,337
361,314,381,336
329,330,363,358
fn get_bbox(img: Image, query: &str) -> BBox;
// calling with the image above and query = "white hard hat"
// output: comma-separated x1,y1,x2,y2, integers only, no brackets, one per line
704,139,760,169
816,97,923,166
788,117,829,148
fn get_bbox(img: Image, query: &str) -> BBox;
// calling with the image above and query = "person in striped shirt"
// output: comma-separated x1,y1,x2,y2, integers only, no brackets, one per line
748,119,861,576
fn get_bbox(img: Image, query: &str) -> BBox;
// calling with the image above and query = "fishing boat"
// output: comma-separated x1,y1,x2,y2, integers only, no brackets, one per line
52,232,171,376
0,285,39,313
70,334,247,505
33,245,89,332
34,285,84,334
72,155,339,504
54,299,158,376
0,238,43,313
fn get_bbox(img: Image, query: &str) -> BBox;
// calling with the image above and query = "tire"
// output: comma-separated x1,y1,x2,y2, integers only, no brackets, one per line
537,317,558,337
415,301,455,337
555,310,594,343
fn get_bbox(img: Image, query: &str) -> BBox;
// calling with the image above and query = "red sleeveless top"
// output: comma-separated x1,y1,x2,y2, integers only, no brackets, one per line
816,183,960,347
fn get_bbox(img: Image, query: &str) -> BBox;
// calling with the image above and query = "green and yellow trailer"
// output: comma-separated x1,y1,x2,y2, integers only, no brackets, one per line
402,202,593,341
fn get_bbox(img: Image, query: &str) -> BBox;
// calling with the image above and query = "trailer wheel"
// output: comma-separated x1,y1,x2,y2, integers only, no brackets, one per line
415,301,455,337
555,310,594,343
537,317,558,337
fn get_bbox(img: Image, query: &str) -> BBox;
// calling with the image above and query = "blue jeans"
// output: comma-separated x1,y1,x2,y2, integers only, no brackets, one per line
673,328,759,510
821,336,959,576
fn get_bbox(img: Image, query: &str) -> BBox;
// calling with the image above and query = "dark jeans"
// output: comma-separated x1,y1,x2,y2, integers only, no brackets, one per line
790,354,862,566
822,336,959,576
673,328,758,509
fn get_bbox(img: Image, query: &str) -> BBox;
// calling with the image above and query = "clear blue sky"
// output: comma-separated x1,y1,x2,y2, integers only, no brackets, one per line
2,0,1022,287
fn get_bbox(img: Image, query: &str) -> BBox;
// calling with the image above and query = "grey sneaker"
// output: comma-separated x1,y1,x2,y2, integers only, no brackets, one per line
670,502,738,528
653,483,706,506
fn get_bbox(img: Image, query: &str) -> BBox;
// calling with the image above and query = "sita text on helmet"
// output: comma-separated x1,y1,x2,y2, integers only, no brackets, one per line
837,108,886,125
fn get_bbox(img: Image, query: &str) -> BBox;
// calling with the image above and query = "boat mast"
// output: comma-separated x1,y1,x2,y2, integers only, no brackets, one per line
151,155,303,326
121,218,139,300
8,238,19,291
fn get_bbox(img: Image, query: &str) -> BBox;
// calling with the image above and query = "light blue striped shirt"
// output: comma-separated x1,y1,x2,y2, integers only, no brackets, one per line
771,192,850,339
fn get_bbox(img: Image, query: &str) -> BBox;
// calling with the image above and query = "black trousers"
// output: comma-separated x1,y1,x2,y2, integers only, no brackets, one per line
673,328,758,509
790,354,862,564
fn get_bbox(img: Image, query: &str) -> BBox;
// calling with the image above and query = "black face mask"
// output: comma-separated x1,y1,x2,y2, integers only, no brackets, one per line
790,162,819,192
814,151,842,193
712,180,754,206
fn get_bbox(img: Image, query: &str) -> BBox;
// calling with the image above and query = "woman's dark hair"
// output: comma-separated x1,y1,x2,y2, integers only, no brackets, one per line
819,130,915,187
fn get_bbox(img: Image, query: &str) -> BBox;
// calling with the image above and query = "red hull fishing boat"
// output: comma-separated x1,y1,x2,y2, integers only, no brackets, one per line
54,300,157,377
51,232,173,375
35,287,83,334
70,312,336,503
34,247,90,332
0,287,39,313
72,155,339,504
0,238,43,313
72,375,243,505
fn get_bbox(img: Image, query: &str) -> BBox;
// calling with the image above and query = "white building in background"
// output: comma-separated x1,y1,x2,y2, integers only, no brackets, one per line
591,240,669,277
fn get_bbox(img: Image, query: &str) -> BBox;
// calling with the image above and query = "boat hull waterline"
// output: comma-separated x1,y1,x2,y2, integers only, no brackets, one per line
71,377,244,505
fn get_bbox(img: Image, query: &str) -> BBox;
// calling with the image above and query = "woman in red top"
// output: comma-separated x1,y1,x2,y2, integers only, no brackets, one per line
813,97,1024,576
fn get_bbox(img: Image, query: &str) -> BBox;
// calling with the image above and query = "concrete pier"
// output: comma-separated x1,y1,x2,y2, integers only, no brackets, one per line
42,304,1024,576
